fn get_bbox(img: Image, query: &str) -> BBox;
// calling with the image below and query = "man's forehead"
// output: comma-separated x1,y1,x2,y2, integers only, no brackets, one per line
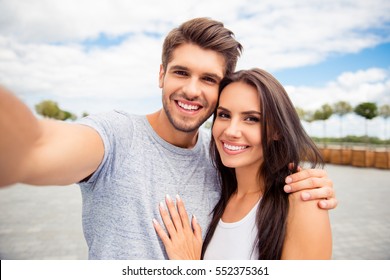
168,44,225,78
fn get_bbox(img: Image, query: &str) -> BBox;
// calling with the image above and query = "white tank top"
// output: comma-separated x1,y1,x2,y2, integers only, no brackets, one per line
203,199,260,260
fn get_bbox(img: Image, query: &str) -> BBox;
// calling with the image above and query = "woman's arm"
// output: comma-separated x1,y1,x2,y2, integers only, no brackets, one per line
281,191,333,259
153,194,202,260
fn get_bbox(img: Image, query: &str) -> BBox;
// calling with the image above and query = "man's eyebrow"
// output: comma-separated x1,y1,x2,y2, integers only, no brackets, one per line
170,65,189,71
204,72,223,82
170,65,223,82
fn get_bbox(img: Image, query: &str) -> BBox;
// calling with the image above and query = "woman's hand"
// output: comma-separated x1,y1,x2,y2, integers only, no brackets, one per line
284,165,337,210
153,194,202,260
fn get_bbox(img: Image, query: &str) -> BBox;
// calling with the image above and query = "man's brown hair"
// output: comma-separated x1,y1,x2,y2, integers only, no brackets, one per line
162,17,243,76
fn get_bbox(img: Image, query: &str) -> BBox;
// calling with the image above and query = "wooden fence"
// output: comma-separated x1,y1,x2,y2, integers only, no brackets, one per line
318,147,390,169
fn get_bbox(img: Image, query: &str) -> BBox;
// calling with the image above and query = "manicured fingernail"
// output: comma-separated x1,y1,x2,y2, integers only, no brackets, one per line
176,194,181,202
192,214,198,223
284,185,292,193
302,192,310,200
159,201,165,209
152,218,158,225
165,194,172,202
320,200,328,208
285,177,292,184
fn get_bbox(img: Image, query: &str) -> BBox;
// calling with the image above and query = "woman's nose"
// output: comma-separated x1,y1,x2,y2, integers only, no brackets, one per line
224,120,242,139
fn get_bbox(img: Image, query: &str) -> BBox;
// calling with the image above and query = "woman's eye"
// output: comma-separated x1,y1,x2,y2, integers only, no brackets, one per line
217,112,230,119
245,116,260,122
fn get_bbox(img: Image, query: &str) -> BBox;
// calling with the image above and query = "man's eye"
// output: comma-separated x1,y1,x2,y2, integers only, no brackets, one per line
175,71,188,76
203,77,217,84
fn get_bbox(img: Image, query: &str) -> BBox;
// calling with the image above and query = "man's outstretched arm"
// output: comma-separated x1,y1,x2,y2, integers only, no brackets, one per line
0,86,104,187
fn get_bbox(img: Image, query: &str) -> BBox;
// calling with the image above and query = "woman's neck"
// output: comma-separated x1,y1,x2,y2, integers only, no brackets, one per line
221,167,263,223
235,166,263,198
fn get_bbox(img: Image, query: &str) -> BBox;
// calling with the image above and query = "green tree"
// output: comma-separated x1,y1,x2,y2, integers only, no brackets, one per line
314,104,333,146
354,102,378,139
303,110,315,124
295,107,305,120
35,100,77,121
333,101,352,139
295,107,316,136
379,104,390,140
35,100,61,119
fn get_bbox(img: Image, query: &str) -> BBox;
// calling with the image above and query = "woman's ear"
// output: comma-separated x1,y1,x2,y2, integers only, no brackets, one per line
272,131,281,141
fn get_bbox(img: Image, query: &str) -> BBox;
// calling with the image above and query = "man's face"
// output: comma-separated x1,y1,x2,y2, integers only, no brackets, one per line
159,43,225,133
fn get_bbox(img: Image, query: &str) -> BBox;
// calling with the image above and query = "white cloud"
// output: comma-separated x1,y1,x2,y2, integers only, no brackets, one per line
287,67,390,110
287,67,390,138
235,0,390,70
0,0,389,137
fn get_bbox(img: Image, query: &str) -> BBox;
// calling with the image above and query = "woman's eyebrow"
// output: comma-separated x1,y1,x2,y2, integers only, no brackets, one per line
242,110,261,115
217,106,261,115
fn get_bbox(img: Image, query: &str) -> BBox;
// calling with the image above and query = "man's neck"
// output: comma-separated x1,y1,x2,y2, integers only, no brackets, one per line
146,110,199,149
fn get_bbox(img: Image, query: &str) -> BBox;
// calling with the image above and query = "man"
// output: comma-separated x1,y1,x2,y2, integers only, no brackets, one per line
0,17,336,259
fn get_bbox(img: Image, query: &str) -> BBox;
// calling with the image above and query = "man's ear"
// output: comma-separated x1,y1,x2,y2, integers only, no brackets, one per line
159,64,165,88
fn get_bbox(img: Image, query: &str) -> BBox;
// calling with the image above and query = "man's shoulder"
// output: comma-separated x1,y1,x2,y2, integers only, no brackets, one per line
78,110,145,127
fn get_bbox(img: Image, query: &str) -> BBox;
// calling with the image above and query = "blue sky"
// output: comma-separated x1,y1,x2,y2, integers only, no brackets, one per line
0,0,389,138
274,42,390,87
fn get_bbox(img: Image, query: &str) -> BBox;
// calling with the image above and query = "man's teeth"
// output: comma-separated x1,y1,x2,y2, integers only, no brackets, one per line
224,143,247,151
178,101,199,111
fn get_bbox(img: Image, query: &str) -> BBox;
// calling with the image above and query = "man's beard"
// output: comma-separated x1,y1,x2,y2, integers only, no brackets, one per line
162,94,213,133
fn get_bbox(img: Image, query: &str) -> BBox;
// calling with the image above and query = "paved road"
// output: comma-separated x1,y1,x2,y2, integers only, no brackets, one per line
0,164,389,260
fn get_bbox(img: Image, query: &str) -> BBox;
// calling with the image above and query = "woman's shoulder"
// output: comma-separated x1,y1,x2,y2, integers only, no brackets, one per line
282,191,332,259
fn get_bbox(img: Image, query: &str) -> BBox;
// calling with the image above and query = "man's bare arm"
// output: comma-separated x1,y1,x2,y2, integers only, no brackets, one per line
0,86,104,187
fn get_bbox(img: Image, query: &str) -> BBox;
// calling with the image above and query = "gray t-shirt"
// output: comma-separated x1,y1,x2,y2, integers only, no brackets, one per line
77,110,220,259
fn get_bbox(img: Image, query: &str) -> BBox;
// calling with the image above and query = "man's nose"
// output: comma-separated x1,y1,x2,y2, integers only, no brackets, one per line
182,78,201,100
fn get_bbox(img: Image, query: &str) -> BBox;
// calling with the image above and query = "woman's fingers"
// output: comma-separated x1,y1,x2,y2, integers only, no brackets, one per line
192,215,202,243
164,194,183,234
159,200,178,238
156,194,194,240
176,194,191,229
152,218,171,246
154,195,203,260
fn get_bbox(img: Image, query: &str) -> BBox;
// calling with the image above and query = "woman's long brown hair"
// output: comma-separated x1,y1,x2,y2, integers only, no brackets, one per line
202,68,323,259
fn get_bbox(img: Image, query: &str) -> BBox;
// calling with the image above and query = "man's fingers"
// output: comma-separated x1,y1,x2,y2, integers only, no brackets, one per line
297,184,334,201
285,168,327,185
288,162,302,172
285,177,333,194
319,198,338,210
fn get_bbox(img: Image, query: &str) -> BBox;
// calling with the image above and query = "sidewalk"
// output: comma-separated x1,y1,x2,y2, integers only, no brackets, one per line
0,164,389,260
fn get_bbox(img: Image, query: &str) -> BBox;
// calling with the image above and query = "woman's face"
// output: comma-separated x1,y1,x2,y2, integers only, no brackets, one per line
212,81,263,171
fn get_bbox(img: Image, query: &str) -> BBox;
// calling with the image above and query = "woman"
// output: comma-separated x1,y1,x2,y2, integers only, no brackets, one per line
153,68,332,260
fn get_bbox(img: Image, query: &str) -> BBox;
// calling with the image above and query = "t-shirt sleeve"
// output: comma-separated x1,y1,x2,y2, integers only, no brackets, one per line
76,110,134,184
